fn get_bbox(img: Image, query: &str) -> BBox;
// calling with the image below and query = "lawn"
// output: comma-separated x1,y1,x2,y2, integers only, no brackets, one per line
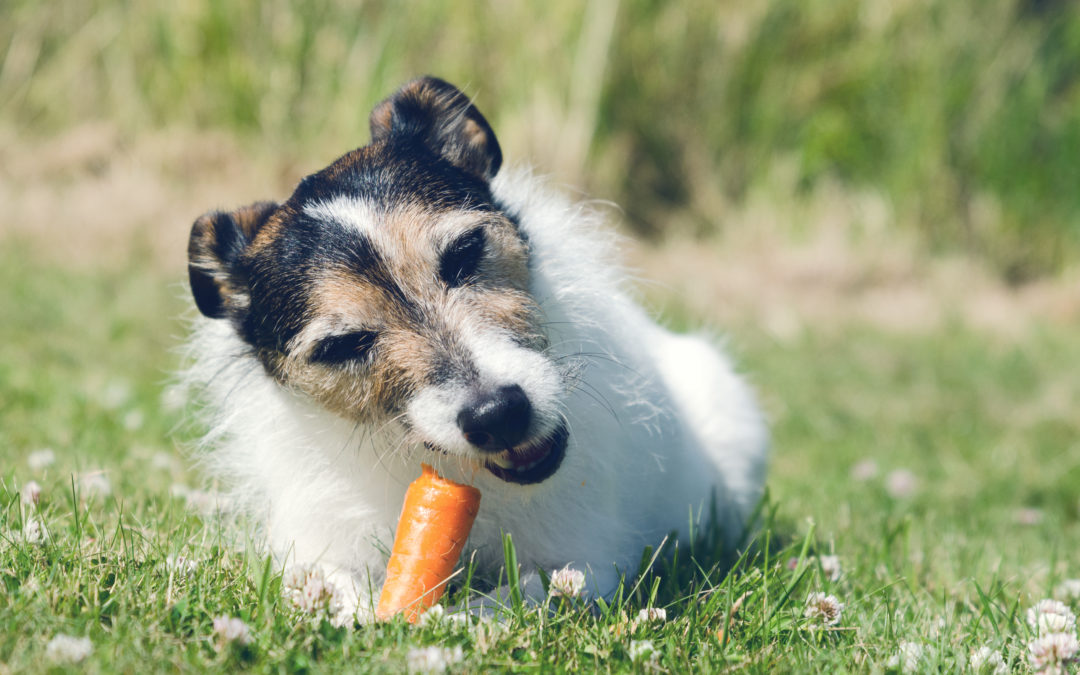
4,2,1080,670
1,243,1078,673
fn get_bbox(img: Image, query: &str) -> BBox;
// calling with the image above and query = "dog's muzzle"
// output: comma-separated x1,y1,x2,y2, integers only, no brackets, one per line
425,384,568,485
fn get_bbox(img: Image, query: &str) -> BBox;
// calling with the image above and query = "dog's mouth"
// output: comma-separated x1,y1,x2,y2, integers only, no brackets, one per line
424,421,569,485
483,422,569,485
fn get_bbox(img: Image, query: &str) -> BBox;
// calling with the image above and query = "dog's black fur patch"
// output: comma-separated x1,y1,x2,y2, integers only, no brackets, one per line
188,77,507,368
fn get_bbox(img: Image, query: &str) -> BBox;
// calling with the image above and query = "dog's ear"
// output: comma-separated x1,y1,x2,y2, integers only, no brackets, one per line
370,76,502,181
187,201,278,320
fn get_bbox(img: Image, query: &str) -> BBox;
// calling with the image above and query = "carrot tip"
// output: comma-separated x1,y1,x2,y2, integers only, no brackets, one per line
375,464,482,622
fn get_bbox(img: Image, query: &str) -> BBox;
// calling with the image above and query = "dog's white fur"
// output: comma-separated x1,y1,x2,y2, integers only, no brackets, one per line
185,166,768,622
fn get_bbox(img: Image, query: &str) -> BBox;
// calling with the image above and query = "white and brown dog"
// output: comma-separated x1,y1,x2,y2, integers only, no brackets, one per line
185,77,767,622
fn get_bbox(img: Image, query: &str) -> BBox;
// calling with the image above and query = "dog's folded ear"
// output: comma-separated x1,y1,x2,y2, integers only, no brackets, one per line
188,201,278,320
370,76,502,181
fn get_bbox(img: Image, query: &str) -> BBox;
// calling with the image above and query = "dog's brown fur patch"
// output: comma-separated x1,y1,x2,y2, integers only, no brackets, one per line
269,205,540,423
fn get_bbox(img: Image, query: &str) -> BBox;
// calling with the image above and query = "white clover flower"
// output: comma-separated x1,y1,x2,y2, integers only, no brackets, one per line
467,615,506,654
628,639,658,664
418,604,470,630
818,555,842,582
444,609,470,626
1028,632,1079,673
786,555,842,581
160,383,187,412
300,575,344,617
803,592,843,626
165,554,198,578
122,409,145,431
406,645,464,673
636,607,667,624
1027,599,1077,635
298,575,330,612
969,646,1007,674
100,379,132,410
212,616,253,648
45,634,92,664
20,515,47,545
79,472,112,498
885,469,918,498
27,448,56,471
281,565,345,620
548,566,586,599
151,452,176,470
282,564,311,591
850,459,879,481
418,604,446,627
21,480,42,507
1056,579,1080,604
629,607,668,632
446,612,471,629
886,641,924,673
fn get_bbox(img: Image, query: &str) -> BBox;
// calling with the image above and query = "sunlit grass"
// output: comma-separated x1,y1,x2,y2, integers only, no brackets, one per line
1,248,1078,672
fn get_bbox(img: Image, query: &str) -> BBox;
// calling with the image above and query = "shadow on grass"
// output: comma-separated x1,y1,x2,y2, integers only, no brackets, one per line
441,490,827,625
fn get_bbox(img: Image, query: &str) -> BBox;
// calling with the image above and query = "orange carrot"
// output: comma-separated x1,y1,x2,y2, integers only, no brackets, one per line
376,463,482,622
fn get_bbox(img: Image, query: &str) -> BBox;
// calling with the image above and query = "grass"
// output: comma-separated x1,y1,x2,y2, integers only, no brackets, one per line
4,0,1080,273
3,4,1080,668
2,245,1078,672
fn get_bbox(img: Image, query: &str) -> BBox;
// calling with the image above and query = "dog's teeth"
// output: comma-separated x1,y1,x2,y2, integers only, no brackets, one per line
487,443,555,475
517,457,543,472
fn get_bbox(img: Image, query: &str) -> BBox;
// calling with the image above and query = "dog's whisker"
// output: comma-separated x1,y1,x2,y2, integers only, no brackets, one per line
551,350,641,377
371,412,410,439
368,413,412,474
567,379,620,423
384,432,418,472
333,419,365,464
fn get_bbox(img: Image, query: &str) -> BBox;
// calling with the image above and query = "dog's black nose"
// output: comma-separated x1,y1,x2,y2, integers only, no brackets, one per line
457,384,532,452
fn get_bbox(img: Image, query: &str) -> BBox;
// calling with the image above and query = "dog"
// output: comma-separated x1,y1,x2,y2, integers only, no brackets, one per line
184,76,767,623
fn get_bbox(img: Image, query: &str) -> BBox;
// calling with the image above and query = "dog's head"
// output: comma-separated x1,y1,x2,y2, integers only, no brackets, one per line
188,77,567,485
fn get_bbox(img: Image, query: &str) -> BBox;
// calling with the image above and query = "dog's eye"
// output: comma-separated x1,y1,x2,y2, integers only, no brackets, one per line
309,331,377,365
439,228,486,287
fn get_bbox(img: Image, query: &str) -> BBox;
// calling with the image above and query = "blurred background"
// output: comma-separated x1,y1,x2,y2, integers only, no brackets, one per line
3,0,1080,333
2,1,1078,528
